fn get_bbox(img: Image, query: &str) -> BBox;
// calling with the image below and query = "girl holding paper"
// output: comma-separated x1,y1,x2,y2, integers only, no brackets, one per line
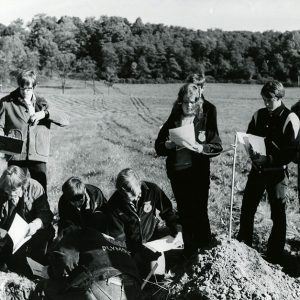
155,76,222,258
0,165,54,274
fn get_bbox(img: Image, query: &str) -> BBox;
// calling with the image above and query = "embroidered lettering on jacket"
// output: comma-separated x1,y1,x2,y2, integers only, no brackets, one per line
102,245,130,255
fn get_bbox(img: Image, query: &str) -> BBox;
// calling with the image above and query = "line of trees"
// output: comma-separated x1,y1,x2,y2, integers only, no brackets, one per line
1,14,300,86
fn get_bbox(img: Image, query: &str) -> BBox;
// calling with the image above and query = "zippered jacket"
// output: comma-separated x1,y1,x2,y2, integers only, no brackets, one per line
155,97,222,178
106,181,179,254
0,88,69,162
247,103,300,169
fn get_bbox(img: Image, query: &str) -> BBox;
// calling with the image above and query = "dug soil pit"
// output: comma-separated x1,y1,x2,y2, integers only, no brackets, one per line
170,236,300,300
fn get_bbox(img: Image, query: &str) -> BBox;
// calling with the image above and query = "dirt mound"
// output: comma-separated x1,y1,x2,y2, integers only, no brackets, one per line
0,271,36,300
170,236,300,300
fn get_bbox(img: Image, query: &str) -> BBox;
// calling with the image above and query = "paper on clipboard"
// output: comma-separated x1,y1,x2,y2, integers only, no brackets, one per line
236,132,266,156
144,234,184,253
8,213,31,254
169,124,196,151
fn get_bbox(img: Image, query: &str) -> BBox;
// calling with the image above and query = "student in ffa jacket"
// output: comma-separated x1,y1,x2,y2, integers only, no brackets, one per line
0,70,69,192
106,168,181,275
0,165,54,273
237,80,300,264
58,176,107,233
155,76,222,257
45,225,141,300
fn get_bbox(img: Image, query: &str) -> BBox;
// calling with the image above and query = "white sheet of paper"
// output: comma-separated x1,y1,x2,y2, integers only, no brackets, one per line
236,132,266,156
169,124,196,150
8,213,31,254
144,234,184,253
26,257,49,279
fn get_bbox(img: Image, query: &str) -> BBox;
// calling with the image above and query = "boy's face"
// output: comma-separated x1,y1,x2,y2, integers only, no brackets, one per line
19,83,34,101
262,96,281,112
122,183,142,203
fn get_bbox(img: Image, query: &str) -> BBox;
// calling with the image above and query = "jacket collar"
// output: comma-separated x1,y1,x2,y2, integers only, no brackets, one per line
266,102,285,117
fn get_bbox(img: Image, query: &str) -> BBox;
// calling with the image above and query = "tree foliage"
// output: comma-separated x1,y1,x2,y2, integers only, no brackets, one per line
1,15,300,83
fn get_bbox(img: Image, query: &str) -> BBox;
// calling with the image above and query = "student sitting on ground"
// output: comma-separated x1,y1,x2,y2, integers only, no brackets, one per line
106,168,182,277
57,176,107,233
0,165,54,274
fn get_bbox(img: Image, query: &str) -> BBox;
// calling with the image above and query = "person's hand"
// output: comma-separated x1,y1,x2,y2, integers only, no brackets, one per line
193,142,203,153
30,111,46,125
27,219,43,237
49,250,79,278
0,228,7,239
249,146,268,166
252,154,268,167
165,140,176,149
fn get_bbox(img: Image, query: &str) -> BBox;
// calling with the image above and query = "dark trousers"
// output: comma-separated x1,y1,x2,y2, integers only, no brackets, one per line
0,225,55,276
237,169,287,261
170,167,211,257
8,160,47,193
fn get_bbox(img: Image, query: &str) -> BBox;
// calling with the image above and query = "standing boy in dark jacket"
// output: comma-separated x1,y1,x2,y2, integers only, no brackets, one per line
237,80,300,264
0,70,69,192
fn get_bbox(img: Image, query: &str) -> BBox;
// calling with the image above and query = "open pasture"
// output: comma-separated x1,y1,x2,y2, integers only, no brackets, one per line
3,80,300,250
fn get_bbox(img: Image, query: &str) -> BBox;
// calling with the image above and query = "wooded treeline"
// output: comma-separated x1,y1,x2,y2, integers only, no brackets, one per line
1,14,300,85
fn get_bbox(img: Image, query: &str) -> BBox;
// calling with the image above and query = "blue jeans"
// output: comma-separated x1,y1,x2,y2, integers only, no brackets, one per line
44,274,141,300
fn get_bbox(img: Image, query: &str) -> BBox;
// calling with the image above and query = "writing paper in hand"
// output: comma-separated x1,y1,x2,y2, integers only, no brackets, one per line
144,234,184,253
169,124,196,150
236,132,266,156
8,213,31,254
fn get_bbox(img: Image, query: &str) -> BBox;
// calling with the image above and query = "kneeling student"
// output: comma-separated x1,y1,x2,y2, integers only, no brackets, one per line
0,165,54,273
58,176,107,233
106,168,182,277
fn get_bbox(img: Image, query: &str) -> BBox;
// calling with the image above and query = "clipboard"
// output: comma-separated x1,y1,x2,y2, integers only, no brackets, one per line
0,135,23,155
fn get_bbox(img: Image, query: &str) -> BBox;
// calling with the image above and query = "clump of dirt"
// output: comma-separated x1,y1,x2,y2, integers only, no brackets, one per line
170,235,300,300
0,271,36,300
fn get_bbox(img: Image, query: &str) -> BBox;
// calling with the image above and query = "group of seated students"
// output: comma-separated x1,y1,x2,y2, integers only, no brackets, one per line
0,165,182,299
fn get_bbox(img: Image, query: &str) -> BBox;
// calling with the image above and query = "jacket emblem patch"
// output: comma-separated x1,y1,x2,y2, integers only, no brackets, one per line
144,201,152,213
198,130,206,142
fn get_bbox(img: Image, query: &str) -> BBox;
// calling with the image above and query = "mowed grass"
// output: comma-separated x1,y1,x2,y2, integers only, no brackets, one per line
1,80,299,252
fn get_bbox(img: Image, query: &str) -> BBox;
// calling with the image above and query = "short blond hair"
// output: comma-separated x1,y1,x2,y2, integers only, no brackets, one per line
116,168,141,195
0,165,28,192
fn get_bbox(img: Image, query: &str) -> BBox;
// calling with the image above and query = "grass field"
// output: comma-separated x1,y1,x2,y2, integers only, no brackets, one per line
1,79,300,254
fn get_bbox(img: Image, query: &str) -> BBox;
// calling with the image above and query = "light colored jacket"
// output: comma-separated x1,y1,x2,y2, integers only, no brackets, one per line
0,88,69,162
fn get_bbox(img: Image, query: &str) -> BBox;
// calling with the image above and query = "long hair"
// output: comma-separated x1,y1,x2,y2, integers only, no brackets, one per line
171,83,203,118
0,165,28,192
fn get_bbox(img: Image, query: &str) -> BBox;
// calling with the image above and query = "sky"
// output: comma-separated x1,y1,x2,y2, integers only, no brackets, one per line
0,0,299,32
